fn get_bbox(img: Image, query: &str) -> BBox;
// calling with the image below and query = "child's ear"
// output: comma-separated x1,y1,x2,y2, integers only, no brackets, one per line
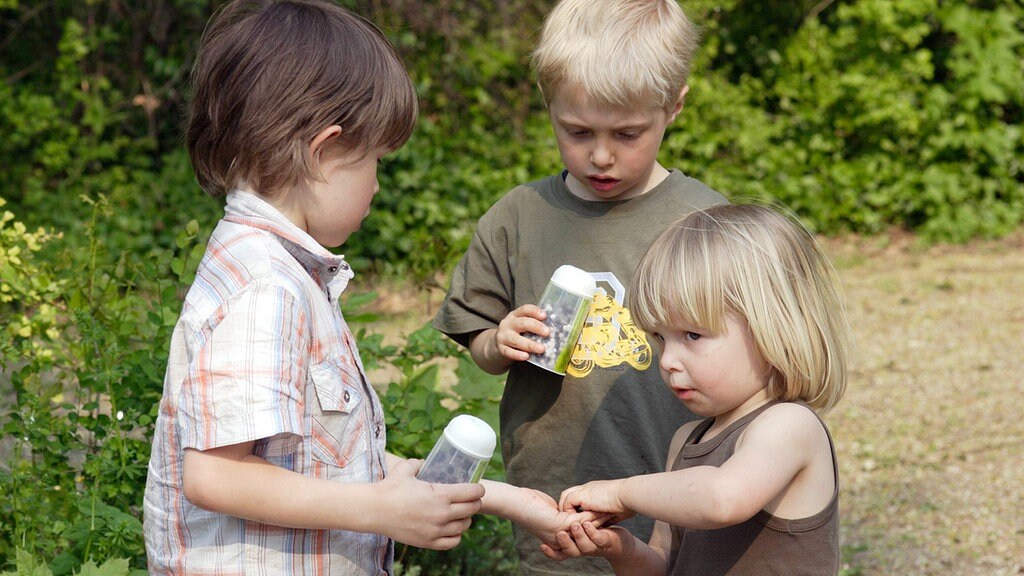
309,125,343,161
669,85,690,121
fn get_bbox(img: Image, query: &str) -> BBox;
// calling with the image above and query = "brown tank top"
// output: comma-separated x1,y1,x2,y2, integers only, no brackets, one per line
667,401,840,576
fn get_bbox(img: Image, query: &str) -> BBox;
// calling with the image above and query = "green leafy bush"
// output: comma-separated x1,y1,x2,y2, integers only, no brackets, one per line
0,195,203,573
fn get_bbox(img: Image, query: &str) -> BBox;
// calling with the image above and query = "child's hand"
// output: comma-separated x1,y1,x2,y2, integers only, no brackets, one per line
494,304,549,362
469,304,550,374
506,486,607,548
559,479,634,521
540,521,633,561
379,458,484,550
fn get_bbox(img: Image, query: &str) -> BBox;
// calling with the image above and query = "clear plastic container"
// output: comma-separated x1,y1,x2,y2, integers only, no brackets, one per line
417,414,497,484
526,265,597,375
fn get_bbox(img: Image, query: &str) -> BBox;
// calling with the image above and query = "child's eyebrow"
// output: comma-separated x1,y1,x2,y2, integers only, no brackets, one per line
555,117,651,131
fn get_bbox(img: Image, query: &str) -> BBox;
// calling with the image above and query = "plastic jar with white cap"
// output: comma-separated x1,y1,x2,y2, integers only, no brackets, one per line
416,414,497,484
526,265,597,375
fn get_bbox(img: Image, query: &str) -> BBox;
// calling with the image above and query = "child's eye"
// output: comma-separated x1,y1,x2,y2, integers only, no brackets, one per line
618,131,641,140
684,331,702,342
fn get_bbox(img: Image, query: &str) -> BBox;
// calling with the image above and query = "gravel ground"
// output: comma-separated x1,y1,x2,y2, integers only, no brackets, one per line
823,232,1024,575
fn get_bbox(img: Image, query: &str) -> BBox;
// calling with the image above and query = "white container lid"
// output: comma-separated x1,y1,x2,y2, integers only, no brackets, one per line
443,414,497,459
548,265,597,299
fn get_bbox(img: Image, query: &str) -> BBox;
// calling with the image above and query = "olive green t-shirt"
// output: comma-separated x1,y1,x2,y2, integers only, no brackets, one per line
433,170,727,575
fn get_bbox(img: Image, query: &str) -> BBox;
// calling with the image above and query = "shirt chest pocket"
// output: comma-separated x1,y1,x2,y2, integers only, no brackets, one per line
309,358,369,469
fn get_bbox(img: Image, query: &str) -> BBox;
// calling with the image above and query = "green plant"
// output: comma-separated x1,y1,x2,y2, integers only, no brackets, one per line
347,309,517,575
0,549,145,576
0,196,203,574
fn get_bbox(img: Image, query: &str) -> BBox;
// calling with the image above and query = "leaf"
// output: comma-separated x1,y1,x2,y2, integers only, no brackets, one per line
0,549,53,576
74,559,130,576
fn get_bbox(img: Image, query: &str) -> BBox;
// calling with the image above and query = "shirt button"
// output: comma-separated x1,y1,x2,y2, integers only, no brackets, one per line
327,265,339,273
343,390,351,403
375,425,382,438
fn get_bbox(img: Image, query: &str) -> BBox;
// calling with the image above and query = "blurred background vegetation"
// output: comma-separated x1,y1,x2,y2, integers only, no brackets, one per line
1,0,1021,574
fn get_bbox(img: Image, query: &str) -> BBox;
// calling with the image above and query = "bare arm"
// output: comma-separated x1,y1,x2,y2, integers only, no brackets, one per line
560,404,833,530
467,304,548,374
479,479,601,548
183,443,484,550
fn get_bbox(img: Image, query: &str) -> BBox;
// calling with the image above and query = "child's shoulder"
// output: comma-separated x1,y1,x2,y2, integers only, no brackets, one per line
477,173,567,219
658,171,728,205
197,220,311,296
757,401,821,423
745,402,828,445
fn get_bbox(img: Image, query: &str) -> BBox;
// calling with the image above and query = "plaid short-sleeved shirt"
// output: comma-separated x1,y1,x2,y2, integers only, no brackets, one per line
144,190,392,575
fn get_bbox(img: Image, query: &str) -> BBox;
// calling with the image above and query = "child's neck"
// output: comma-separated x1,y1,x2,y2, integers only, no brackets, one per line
705,392,773,442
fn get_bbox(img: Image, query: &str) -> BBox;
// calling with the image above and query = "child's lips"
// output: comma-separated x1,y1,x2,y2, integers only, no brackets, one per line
674,387,696,401
587,176,620,192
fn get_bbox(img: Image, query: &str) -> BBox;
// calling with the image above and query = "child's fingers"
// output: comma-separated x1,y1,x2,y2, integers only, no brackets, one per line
568,522,601,555
513,303,547,321
552,529,583,558
581,521,609,546
444,499,483,521
559,489,585,513
540,542,569,561
438,482,486,504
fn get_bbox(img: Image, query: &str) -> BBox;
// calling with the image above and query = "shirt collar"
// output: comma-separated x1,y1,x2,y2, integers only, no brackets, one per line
222,190,354,297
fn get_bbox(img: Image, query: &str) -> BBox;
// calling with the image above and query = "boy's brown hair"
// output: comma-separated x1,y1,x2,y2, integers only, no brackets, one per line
187,0,417,197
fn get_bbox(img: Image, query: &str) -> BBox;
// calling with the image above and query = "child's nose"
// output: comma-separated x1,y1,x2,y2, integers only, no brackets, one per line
658,342,683,372
590,142,614,168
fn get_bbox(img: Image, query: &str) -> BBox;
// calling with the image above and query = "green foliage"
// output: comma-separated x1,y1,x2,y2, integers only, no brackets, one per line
343,0,559,278
668,0,1023,240
0,196,202,573
0,549,145,576
349,316,517,575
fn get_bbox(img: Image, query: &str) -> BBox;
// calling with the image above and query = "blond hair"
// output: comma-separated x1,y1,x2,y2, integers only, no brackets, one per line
187,0,417,197
629,204,850,412
531,0,700,110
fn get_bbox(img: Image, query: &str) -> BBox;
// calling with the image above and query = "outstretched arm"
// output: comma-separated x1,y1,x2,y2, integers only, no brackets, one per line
479,479,602,548
183,443,484,550
560,404,832,530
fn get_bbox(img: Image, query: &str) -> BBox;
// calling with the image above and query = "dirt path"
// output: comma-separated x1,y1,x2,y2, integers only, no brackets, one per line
824,232,1024,575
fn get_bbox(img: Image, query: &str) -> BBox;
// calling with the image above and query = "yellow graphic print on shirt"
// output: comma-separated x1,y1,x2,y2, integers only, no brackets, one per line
567,274,652,378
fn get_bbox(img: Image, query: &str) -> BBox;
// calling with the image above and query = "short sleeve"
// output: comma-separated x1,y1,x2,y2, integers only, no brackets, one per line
432,208,518,347
177,279,309,452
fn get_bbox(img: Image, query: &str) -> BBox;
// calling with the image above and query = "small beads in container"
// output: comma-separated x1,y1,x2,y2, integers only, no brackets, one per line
526,265,596,375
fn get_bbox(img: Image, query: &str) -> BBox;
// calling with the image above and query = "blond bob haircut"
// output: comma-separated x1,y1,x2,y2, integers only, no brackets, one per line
629,204,850,413
187,0,417,197
531,0,700,110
